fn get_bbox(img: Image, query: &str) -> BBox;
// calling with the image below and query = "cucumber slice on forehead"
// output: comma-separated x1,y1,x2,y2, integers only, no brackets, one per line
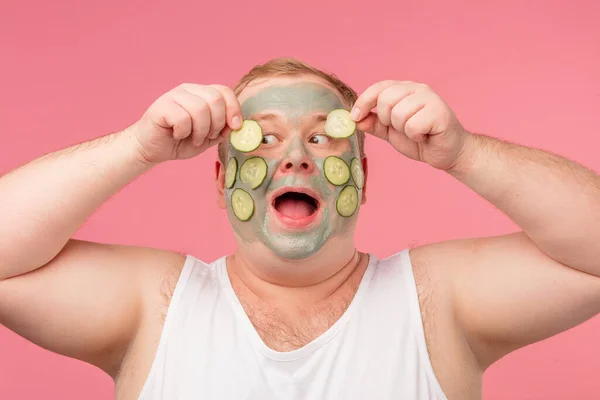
336,185,359,218
324,156,350,186
240,157,268,189
225,157,237,189
325,109,356,139
230,120,263,152
350,158,364,189
231,188,254,221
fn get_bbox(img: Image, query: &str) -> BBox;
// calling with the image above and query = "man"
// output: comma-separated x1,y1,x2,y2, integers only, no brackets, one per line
0,58,599,400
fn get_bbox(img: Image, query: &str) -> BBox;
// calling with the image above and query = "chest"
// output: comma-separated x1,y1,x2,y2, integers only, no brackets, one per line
238,296,352,352
129,311,442,400
117,254,482,400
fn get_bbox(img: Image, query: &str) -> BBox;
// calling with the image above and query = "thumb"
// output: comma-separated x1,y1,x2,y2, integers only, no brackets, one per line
210,84,243,130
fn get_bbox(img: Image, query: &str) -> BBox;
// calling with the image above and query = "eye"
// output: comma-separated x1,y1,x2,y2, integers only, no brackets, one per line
261,134,278,145
308,134,331,145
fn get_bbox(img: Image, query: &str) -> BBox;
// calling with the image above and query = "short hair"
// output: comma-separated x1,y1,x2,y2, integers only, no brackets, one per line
218,58,365,163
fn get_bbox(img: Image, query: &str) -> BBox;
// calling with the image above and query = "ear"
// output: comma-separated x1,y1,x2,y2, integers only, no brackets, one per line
215,160,227,209
360,156,368,205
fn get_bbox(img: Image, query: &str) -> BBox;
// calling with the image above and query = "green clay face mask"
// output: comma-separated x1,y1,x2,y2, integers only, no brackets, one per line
224,83,363,260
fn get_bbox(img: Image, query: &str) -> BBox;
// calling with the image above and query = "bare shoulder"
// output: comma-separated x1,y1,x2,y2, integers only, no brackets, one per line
141,249,187,322
113,247,187,397
407,240,484,399
0,239,187,378
118,243,187,331
408,238,471,315
408,231,600,399
427,232,600,369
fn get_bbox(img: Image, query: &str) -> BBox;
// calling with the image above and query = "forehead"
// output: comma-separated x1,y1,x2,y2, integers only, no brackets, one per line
237,75,347,119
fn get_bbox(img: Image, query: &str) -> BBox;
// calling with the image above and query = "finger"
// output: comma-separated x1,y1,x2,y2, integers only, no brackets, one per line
219,125,233,144
176,134,224,160
356,112,390,141
390,92,427,139
183,85,226,139
376,86,415,127
404,106,436,142
350,80,397,122
172,90,211,146
210,84,243,131
159,101,192,141
199,134,225,152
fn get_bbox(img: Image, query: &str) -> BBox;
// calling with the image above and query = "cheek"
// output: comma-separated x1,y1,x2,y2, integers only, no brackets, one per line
315,152,363,219
311,140,352,159
224,152,278,218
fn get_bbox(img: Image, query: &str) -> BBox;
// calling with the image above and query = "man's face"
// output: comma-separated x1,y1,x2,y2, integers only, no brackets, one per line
218,76,366,260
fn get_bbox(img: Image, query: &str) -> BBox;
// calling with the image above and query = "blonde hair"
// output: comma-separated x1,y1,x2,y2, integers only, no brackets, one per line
218,58,365,162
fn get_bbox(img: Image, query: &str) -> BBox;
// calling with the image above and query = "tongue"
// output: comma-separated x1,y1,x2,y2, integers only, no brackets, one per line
277,198,314,219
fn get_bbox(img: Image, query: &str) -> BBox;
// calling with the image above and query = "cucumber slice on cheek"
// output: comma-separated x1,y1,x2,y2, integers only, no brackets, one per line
240,157,268,189
336,185,359,217
325,109,356,139
350,158,364,189
231,188,254,221
324,156,350,186
230,120,263,152
225,157,237,189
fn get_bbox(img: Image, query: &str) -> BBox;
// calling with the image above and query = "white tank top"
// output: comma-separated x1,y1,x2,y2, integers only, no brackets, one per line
137,250,447,400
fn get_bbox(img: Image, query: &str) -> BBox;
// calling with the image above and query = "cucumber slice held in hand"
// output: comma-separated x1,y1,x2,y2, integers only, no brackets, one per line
350,157,364,189
231,188,255,221
324,156,350,186
336,185,359,218
230,120,263,152
240,157,268,189
325,109,356,139
225,157,237,189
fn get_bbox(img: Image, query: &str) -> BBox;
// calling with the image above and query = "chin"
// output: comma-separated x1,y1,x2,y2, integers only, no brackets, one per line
261,232,330,261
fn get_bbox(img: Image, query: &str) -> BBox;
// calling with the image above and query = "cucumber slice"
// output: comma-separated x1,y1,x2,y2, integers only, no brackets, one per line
350,157,364,189
225,157,237,189
230,120,263,152
240,157,268,189
336,185,359,218
325,109,356,138
324,156,350,186
231,188,254,221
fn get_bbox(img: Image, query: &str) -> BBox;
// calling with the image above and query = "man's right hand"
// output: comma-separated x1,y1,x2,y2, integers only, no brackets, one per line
0,83,243,380
131,84,243,164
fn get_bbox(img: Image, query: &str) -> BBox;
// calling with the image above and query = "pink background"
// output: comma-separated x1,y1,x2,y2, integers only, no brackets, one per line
1,0,599,398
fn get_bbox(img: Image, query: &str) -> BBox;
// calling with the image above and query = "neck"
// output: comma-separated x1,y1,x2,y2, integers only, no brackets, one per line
227,243,367,307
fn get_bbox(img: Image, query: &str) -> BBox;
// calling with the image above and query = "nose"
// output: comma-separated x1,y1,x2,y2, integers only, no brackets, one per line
278,140,315,175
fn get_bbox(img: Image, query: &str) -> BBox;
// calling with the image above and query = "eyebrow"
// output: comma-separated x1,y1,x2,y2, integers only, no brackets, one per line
249,112,329,124
249,113,281,123
309,113,328,123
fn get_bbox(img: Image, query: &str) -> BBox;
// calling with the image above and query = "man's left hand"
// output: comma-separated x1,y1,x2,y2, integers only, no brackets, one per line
352,81,473,171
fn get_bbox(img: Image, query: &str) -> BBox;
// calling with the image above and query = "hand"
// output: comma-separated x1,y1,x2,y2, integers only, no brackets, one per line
352,81,472,171
130,84,243,164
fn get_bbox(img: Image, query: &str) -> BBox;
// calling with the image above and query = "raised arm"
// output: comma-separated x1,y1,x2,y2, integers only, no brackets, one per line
0,83,242,375
352,80,600,370
442,133,600,367
0,128,150,279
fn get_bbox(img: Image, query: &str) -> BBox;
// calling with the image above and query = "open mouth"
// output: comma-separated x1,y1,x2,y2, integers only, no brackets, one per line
271,188,321,227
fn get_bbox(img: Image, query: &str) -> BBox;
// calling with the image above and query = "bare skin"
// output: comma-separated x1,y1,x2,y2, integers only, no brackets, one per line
1,75,599,400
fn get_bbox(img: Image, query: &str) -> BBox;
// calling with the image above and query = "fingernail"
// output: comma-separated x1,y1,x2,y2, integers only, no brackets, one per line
351,108,360,121
194,141,202,147
231,115,241,129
